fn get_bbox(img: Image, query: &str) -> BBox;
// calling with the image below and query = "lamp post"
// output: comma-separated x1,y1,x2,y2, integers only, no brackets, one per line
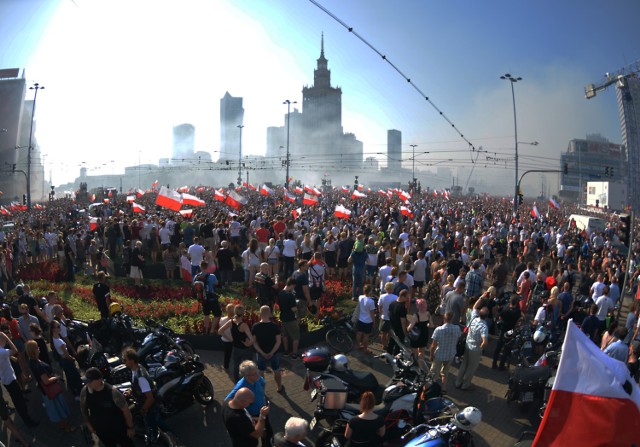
283,100,296,189
26,82,44,210
237,124,244,186
410,144,417,191
500,73,521,214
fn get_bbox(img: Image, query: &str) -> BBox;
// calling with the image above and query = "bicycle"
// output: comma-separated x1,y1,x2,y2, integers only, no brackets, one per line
323,316,355,353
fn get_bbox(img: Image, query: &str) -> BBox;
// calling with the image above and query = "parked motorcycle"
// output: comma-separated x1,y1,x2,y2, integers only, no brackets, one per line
136,319,194,366
399,406,482,447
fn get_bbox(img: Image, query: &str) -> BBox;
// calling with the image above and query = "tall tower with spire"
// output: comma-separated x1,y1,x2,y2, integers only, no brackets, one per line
302,34,343,140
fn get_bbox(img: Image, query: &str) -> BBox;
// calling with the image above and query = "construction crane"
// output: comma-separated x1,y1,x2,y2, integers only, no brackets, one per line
585,60,640,211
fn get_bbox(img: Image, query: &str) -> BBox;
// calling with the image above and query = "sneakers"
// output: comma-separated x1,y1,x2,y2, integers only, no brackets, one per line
277,385,286,394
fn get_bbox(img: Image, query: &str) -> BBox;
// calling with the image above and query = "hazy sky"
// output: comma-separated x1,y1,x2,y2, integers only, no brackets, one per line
1,0,639,193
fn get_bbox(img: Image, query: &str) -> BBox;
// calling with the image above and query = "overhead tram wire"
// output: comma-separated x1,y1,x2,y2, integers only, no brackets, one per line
308,0,479,161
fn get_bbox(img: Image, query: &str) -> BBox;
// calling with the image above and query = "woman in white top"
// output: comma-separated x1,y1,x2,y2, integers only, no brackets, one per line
219,303,235,370
282,234,298,279
241,239,262,287
264,238,281,276
355,285,377,354
50,319,83,397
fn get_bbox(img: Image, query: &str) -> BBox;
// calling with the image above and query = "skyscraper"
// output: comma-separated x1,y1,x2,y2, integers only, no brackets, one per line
387,129,402,171
172,123,195,162
0,68,26,201
220,92,244,160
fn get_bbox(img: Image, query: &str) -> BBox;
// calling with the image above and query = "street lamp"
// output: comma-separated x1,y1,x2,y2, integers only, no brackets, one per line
27,82,44,210
283,100,297,189
237,124,244,186
500,73,521,213
410,144,417,190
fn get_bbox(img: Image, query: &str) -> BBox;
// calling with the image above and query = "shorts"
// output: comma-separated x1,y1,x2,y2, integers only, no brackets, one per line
431,358,452,380
202,299,222,317
267,258,278,265
310,286,323,301
356,320,373,334
281,320,300,341
130,266,143,279
413,280,425,289
0,397,8,421
256,352,281,372
379,319,392,332
366,265,377,277
338,258,349,269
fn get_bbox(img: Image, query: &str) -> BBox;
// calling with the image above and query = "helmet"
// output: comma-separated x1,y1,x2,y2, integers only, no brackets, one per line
109,302,123,317
453,406,482,431
330,354,349,372
164,350,182,367
15,284,23,296
533,327,546,344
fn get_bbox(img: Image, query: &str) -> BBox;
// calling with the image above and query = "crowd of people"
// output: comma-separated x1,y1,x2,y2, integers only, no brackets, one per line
0,183,639,446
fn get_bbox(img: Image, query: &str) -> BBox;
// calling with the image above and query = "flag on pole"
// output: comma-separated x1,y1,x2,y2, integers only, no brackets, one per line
179,209,193,218
398,190,411,201
126,195,136,203
225,190,248,210
334,205,352,219
214,190,225,202
132,203,146,213
302,193,318,206
400,206,414,218
304,185,315,195
533,322,640,446
341,186,350,193
531,205,540,219
156,186,183,211
260,184,274,196
181,193,205,207
357,184,364,191
443,190,450,200
108,190,113,197
351,190,367,199
548,197,560,210
136,188,145,197
89,217,99,231
248,183,257,191
284,191,296,203
0,206,10,215
103,198,110,204
312,187,322,196
178,185,189,193
196,186,206,193
292,207,302,219
294,186,303,195
151,180,159,191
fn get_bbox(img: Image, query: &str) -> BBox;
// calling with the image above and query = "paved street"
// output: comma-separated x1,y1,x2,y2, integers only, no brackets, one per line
3,331,538,447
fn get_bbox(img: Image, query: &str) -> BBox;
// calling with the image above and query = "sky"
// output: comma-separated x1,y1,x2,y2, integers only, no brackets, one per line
1,0,639,194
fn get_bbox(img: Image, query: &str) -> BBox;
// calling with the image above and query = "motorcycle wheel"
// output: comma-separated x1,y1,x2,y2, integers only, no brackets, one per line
194,376,215,405
178,341,195,356
315,430,342,447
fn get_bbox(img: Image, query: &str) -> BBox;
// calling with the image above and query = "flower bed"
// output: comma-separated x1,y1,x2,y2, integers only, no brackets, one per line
14,262,356,335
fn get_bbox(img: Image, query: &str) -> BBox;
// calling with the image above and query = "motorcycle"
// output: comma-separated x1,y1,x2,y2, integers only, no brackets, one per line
136,319,194,366
399,406,481,447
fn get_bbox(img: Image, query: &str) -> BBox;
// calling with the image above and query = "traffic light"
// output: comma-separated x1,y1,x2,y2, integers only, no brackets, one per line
620,213,632,246
12,164,16,173
605,166,610,177
563,163,568,175
610,167,614,178
22,194,26,205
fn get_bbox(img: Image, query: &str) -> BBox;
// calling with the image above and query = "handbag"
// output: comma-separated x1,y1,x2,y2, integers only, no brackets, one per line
41,376,64,400
408,314,422,341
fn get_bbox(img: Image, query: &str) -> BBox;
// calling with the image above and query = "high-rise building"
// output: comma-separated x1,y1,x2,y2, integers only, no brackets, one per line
387,129,402,171
172,123,195,162
0,68,26,201
220,92,244,160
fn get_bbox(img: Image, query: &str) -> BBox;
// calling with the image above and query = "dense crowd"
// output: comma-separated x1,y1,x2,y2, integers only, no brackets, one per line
0,184,639,446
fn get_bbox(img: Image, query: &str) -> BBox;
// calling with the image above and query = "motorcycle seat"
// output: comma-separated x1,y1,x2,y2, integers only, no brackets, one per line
511,365,551,385
333,370,379,390
344,401,388,415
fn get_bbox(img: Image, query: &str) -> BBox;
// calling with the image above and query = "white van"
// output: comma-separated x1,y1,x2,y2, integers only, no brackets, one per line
567,214,606,235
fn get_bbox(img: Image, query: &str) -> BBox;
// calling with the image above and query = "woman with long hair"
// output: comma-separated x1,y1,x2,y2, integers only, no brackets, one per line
242,238,262,287
218,304,254,382
407,299,434,359
49,319,83,398
264,238,281,277
323,233,337,278
344,391,385,447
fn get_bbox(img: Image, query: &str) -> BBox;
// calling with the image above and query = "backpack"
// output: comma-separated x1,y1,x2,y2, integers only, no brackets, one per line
193,273,210,303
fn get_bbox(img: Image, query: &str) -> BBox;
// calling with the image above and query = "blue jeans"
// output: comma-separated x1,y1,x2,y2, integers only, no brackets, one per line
352,270,365,299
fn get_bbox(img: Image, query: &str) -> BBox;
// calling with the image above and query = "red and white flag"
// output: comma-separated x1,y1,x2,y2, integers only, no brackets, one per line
179,209,193,218
304,185,315,195
196,186,206,193
283,191,296,203
178,185,189,193
248,183,257,191
398,190,411,201
531,205,540,219
341,186,350,193
334,205,351,219
351,190,367,199
548,197,560,210
136,188,145,197
151,180,159,191
214,190,225,202
0,206,10,216
181,193,205,207
260,184,274,196
225,190,247,210
292,207,302,219
400,206,414,218
312,187,322,196
126,195,136,204
103,198,110,204
533,322,640,446
132,203,146,214
302,193,318,206
108,190,113,198
89,217,99,231
156,186,183,211
294,186,303,195
443,190,450,200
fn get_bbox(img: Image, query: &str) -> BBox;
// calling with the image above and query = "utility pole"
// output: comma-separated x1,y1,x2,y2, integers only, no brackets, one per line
501,74,521,214
283,99,296,189
27,82,44,210
410,144,417,192
237,124,244,186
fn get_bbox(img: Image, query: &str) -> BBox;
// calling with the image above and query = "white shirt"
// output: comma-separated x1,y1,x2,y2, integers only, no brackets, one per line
282,239,298,257
378,265,392,291
357,295,376,324
188,244,206,267
378,293,398,320
0,348,17,384
595,295,614,321
229,221,241,237
158,227,172,245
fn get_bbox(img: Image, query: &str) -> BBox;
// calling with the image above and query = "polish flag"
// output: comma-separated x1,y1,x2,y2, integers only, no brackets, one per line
179,209,193,218
378,189,388,197
225,190,247,210
196,186,206,193
0,206,10,215
302,193,318,206
181,193,205,207
531,205,540,219
351,190,367,199
443,190,450,200
294,186,303,195
433,190,438,197
151,180,159,191
533,322,640,446
132,203,146,213
334,205,351,219
91,194,96,202
248,183,257,191
341,186,350,193
136,188,145,197
292,207,302,219
103,198,110,204
156,186,183,211
178,185,189,193
304,185,315,195
548,197,560,210
126,195,136,204
108,190,113,197
89,217,99,231
312,187,322,196
398,190,411,201
260,184,274,196
400,206,414,218
357,184,364,191
214,190,225,202
283,191,296,203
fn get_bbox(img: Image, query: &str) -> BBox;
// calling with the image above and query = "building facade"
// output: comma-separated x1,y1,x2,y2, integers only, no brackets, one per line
172,123,195,162
220,92,244,160
616,74,640,210
387,129,402,172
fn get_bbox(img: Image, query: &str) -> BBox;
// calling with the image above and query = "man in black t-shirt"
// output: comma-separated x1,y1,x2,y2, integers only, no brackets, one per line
222,387,269,447
492,296,522,370
92,271,111,319
251,306,283,393
277,279,300,358
292,260,313,316
387,290,409,354
216,241,236,288
254,263,277,309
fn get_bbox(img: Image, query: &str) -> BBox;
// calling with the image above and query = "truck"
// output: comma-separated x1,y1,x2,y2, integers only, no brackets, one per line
585,181,627,211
